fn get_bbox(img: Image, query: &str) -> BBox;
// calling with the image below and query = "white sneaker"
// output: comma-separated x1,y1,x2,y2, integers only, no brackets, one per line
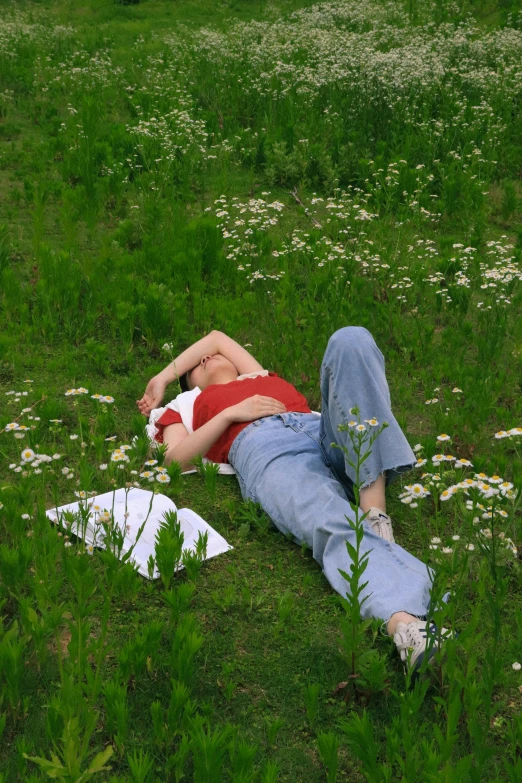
393,620,450,674
366,507,395,543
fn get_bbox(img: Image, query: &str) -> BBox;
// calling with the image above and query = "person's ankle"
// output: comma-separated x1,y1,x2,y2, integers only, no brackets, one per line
387,611,419,636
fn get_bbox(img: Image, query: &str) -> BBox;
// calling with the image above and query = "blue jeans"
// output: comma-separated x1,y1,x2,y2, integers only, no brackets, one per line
228,327,433,622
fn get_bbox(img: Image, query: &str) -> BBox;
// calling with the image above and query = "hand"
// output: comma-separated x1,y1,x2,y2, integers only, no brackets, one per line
224,395,287,424
136,376,168,416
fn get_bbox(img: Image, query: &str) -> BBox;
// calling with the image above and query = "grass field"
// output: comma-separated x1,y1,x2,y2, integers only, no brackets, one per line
1,0,522,779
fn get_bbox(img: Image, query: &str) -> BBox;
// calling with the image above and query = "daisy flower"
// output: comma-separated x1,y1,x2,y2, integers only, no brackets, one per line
156,473,171,484
452,387,463,393
440,488,454,501
144,459,158,466
140,471,155,479
100,396,115,404
499,481,513,491
364,418,379,426
355,424,366,432
21,448,36,463
111,452,129,463
436,434,451,442
5,422,20,431
410,483,429,497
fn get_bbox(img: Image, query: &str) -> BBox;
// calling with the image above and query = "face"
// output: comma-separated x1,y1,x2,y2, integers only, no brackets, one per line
188,354,239,390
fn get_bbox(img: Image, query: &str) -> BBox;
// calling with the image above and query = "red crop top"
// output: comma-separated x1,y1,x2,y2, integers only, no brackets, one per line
154,372,311,463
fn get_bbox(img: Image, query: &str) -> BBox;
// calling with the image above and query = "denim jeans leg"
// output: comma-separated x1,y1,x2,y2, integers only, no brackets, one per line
229,415,433,622
320,326,416,490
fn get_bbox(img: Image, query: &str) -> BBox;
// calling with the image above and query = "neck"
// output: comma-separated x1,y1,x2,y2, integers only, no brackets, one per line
203,369,238,388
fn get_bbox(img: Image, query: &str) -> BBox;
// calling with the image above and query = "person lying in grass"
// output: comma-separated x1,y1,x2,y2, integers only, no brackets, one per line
137,327,451,674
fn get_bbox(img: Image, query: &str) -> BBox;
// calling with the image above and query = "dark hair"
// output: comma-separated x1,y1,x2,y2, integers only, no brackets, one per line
179,371,190,392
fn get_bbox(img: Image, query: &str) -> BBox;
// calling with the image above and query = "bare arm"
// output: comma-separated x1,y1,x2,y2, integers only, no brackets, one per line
137,331,264,415
159,330,264,384
164,395,287,469
164,412,233,471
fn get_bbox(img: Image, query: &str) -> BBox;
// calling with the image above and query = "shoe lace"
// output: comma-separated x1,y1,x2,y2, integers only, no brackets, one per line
395,627,427,655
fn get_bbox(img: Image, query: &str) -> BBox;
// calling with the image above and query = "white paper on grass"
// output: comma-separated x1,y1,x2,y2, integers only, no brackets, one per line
45,487,232,580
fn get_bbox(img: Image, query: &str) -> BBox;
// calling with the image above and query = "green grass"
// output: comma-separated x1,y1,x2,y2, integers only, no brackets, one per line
1,0,522,780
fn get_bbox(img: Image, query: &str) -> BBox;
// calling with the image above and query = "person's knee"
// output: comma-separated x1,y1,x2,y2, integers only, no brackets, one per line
327,326,375,356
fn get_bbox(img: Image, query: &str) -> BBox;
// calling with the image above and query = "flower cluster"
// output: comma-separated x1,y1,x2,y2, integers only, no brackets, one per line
399,483,430,505
91,394,115,404
8,449,62,477
494,427,522,439
139,460,171,484
429,535,475,554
